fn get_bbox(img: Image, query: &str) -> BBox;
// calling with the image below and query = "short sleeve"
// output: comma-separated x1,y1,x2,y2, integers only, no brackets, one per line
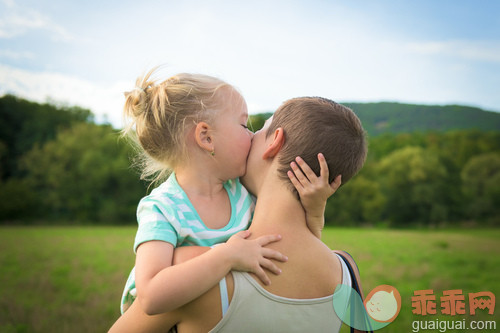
133,198,179,252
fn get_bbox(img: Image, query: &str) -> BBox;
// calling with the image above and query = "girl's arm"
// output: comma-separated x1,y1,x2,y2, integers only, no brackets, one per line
172,245,210,264
288,153,342,239
135,230,286,315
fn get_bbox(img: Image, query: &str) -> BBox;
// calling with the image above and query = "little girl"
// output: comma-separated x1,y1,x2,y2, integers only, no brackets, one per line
118,68,339,318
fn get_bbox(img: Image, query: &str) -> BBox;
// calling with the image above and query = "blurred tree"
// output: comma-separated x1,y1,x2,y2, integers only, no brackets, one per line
438,130,500,169
0,178,38,220
377,146,450,225
247,113,272,132
0,94,93,180
461,153,500,225
325,175,386,226
20,123,145,223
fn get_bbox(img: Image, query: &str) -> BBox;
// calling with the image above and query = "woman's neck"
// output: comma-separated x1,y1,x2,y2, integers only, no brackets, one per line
248,177,314,238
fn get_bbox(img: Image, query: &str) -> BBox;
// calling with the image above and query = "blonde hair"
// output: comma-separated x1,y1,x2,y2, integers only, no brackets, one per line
122,68,231,183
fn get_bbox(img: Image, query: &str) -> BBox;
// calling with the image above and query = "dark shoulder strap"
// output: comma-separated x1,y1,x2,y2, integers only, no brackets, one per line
334,250,373,333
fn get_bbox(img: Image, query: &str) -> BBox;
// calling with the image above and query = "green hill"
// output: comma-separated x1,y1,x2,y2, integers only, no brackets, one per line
343,102,500,136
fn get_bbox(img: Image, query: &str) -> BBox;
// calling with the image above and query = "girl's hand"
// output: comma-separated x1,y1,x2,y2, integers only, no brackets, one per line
287,153,342,238
224,230,288,285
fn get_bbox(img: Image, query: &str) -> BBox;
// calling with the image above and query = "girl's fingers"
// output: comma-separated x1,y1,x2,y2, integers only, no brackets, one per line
290,161,308,185
288,170,304,192
262,248,288,262
292,154,331,185
330,174,342,191
259,258,282,276
318,153,330,181
256,234,282,246
254,267,271,285
294,156,316,181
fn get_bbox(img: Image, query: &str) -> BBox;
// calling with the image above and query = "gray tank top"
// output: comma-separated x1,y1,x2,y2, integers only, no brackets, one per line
209,253,351,332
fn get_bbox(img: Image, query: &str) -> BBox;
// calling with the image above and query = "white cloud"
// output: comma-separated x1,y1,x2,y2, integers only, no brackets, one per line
406,40,500,63
0,49,35,60
0,0,73,41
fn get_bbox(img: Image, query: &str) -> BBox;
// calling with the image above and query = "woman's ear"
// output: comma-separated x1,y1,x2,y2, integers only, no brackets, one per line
262,128,284,159
194,122,214,152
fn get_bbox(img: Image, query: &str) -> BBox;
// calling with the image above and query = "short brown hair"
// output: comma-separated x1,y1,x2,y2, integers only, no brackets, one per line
267,97,367,195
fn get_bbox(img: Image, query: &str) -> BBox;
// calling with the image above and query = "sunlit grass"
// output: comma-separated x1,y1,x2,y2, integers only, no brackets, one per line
0,226,498,332
0,226,135,333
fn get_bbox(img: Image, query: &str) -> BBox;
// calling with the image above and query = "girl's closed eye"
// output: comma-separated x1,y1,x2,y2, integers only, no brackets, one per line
242,124,249,129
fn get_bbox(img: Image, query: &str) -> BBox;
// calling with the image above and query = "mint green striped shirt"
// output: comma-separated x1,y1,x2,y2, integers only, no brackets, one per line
134,173,254,250
120,173,254,314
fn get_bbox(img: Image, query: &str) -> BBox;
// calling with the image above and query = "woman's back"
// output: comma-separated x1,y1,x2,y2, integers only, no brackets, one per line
253,231,341,299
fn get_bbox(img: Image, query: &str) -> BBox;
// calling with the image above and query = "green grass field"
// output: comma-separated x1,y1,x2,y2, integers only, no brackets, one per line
1,226,498,333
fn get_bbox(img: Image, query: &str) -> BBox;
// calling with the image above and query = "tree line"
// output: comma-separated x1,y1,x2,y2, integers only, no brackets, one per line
1,95,499,226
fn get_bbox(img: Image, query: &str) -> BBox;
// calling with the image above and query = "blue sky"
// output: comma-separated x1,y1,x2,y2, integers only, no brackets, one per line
1,0,499,127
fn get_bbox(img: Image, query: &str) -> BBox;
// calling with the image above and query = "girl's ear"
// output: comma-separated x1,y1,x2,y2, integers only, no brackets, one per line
194,122,214,152
262,127,284,159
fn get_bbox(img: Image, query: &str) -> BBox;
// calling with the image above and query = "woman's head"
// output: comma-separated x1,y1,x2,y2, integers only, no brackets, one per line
266,97,367,196
122,69,235,182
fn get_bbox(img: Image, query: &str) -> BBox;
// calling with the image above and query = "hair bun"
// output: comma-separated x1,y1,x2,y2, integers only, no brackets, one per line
124,85,149,118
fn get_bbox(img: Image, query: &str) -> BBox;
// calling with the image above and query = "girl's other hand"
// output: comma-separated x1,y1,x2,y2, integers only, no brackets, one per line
288,153,341,204
287,153,341,237
224,230,288,285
